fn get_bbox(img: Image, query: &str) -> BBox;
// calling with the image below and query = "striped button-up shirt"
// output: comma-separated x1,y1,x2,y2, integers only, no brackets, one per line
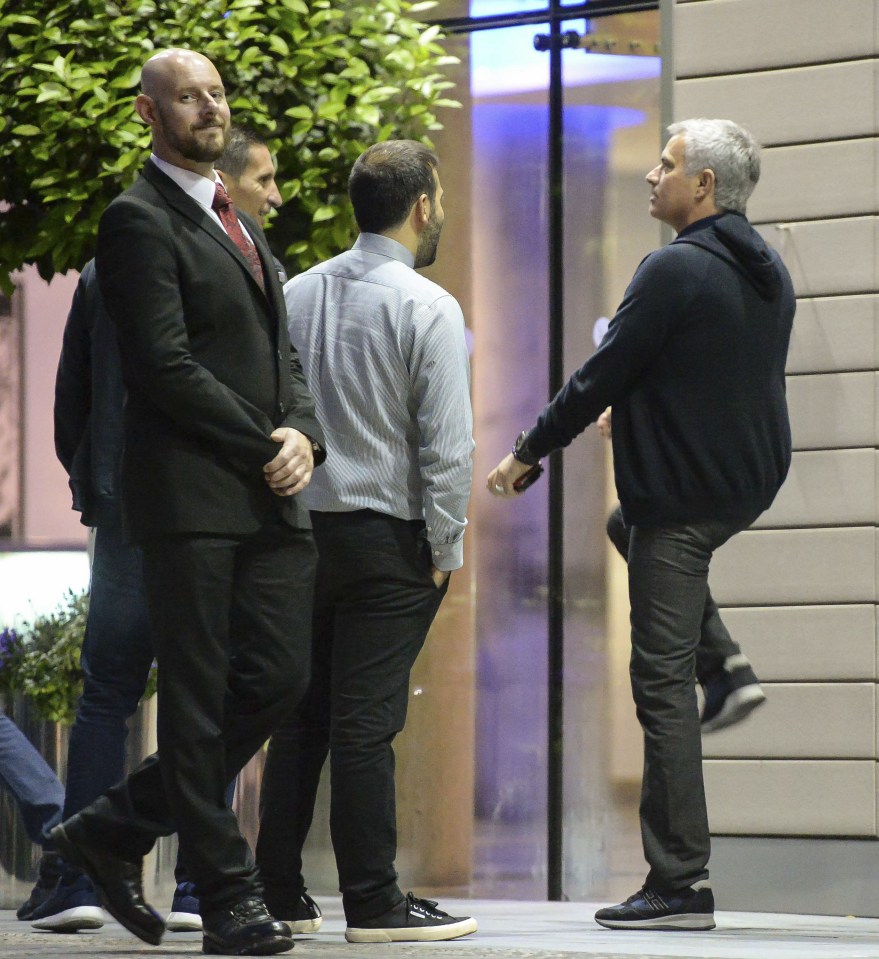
285,232,474,570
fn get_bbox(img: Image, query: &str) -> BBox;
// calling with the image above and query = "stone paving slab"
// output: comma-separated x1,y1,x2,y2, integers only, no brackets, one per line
3,899,879,959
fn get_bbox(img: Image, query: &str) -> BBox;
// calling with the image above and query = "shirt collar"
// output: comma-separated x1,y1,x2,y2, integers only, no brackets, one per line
353,232,415,269
150,154,219,216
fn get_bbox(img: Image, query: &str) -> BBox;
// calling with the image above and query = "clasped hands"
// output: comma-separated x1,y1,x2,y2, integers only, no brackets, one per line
263,427,314,497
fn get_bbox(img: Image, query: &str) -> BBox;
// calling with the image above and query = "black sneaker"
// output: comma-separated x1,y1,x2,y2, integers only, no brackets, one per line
701,658,766,733
30,872,106,932
16,850,64,921
263,888,322,934
166,881,202,932
345,892,477,943
595,883,715,930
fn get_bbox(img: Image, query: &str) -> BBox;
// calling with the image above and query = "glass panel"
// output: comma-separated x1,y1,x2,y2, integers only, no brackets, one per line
468,17,551,899
295,11,555,902
424,16,554,898
559,10,661,900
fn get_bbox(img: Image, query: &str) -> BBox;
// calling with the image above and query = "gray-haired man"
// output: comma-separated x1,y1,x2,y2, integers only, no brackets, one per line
489,119,795,930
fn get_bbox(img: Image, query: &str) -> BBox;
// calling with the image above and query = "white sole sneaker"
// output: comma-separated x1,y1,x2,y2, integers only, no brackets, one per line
289,915,322,934
32,905,106,932
701,684,766,733
596,913,715,930
166,910,203,932
346,916,477,943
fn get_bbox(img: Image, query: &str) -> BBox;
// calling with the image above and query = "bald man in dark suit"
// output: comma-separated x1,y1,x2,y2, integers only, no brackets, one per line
51,49,322,957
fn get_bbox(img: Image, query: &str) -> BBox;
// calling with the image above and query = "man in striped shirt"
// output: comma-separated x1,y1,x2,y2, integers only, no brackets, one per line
256,140,476,943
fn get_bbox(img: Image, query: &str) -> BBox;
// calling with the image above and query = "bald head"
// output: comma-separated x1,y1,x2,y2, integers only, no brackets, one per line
136,49,230,177
141,49,216,98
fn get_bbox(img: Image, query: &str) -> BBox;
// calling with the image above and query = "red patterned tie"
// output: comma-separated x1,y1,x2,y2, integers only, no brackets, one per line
211,180,265,291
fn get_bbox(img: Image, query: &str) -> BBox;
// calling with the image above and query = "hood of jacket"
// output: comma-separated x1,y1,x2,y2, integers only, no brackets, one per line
674,211,784,301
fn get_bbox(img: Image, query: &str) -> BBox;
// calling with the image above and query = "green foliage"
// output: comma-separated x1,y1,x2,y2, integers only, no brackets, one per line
0,589,157,724
0,0,459,293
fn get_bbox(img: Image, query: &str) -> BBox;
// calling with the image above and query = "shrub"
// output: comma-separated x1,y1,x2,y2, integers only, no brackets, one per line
0,0,458,292
0,589,157,724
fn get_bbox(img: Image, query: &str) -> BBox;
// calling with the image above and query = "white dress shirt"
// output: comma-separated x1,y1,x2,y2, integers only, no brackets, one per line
286,233,474,570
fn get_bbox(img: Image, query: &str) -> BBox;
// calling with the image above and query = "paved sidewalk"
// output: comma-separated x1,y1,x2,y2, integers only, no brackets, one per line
3,898,879,958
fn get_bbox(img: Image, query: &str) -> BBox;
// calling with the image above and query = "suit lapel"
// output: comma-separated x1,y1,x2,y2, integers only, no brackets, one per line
141,160,272,304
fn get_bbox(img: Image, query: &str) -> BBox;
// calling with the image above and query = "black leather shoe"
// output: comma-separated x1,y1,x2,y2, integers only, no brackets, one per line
50,819,164,946
202,896,293,955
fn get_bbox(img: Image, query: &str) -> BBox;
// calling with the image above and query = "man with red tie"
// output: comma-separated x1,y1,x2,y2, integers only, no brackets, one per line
50,48,322,957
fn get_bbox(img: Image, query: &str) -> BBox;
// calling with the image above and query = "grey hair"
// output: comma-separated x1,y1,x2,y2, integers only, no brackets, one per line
667,118,761,214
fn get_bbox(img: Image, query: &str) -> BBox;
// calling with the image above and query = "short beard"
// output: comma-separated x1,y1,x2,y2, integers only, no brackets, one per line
156,103,229,163
414,209,443,268
184,132,227,163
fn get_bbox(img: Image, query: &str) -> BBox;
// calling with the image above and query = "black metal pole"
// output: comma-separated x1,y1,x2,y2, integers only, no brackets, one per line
546,0,566,904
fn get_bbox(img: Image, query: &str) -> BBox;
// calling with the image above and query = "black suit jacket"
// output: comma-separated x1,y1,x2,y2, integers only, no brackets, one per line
95,159,324,540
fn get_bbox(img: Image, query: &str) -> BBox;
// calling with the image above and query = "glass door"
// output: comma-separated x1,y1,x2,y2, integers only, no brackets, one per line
426,0,663,902
557,8,662,901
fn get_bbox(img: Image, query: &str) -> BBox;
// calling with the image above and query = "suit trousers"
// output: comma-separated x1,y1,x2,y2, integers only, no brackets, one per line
626,514,757,892
75,521,316,911
606,505,741,683
256,509,448,923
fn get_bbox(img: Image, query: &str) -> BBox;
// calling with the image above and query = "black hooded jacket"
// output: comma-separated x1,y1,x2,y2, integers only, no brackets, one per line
525,212,796,526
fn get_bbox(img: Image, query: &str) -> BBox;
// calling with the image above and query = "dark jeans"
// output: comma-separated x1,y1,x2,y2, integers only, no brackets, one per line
625,513,757,891
0,712,64,846
63,525,153,820
606,506,740,683
256,510,448,923
76,523,316,911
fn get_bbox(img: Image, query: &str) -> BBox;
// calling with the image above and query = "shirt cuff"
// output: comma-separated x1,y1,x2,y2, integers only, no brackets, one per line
428,538,464,572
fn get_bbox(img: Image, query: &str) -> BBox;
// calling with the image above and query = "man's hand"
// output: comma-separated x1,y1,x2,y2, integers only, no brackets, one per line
431,566,451,588
264,428,314,497
597,406,612,439
486,452,532,498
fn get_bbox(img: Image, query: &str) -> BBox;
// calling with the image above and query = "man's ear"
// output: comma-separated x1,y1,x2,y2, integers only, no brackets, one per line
135,93,156,127
696,167,716,199
413,192,430,230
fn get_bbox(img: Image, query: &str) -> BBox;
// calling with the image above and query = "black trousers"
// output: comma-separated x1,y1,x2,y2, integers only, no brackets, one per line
606,505,742,682
76,522,317,912
624,513,757,891
255,510,448,922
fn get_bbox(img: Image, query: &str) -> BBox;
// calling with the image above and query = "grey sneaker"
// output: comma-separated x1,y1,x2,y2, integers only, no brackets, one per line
595,882,715,930
701,657,766,733
346,893,477,943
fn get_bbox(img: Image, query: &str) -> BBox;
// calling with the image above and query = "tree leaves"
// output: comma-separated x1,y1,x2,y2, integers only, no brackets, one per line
0,0,459,291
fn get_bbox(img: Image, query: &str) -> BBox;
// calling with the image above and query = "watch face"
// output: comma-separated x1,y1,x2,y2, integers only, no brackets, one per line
514,431,536,465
